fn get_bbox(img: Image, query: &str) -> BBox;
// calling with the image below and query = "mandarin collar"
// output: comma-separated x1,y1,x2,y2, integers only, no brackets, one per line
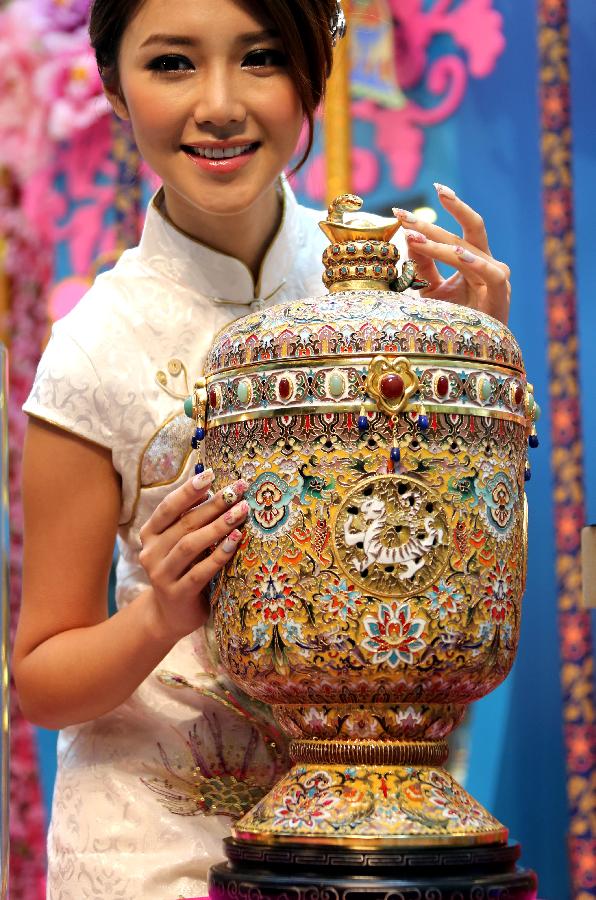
137,178,304,307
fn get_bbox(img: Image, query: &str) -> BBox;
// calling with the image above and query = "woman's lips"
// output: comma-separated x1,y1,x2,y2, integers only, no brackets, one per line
182,143,259,174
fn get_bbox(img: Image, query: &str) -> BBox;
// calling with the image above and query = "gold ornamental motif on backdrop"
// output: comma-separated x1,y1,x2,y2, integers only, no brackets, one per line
333,474,449,598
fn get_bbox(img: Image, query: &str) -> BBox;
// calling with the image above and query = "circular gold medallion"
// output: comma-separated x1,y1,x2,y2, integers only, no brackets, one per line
333,475,450,598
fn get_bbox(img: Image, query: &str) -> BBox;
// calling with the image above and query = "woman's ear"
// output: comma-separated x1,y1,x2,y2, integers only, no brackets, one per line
103,84,130,121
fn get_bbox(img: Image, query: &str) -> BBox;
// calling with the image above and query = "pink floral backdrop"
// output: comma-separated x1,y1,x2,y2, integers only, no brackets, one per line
0,0,505,896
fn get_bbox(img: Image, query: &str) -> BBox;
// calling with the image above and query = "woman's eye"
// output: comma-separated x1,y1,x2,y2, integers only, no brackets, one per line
147,55,194,73
242,49,287,69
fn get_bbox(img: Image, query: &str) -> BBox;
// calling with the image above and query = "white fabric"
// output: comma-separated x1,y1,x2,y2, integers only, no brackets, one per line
24,181,409,899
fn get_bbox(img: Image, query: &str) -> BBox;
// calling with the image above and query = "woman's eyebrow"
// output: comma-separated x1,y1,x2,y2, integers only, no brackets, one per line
237,29,280,45
140,34,195,49
140,29,279,50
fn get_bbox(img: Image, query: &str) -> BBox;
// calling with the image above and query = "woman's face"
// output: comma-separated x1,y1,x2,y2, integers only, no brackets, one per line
110,0,303,230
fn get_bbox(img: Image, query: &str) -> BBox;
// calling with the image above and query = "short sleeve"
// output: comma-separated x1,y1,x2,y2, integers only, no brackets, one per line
23,323,113,450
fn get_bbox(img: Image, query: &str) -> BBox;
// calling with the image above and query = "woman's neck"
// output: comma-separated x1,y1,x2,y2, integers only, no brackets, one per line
160,182,284,287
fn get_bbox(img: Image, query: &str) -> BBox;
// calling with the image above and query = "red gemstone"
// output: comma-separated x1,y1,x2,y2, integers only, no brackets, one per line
380,374,405,400
514,384,524,405
436,375,449,398
209,388,218,409
279,377,293,401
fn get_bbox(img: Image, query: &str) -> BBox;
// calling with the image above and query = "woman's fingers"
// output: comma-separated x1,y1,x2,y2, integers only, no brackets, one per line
406,232,506,285
405,232,510,321
394,190,510,278
402,239,444,294
179,528,244,594
433,183,490,255
140,468,215,542
155,500,249,586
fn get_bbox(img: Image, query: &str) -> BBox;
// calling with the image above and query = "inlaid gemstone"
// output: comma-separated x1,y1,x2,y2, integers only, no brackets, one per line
380,374,404,400
209,388,218,409
436,375,449,398
237,380,251,405
328,371,346,398
514,384,524,405
279,377,293,401
478,377,492,402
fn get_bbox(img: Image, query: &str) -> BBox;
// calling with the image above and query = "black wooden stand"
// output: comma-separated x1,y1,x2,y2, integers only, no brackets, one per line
208,838,538,899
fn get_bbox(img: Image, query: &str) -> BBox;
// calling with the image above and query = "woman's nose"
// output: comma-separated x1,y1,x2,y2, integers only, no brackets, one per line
193,67,246,128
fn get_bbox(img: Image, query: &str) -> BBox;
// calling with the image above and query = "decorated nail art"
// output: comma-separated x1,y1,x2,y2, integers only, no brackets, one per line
221,479,249,506
434,182,456,199
455,246,478,263
192,468,215,490
406,230,428,244
224,500,249,525
221,530,243,553
392,207,417,224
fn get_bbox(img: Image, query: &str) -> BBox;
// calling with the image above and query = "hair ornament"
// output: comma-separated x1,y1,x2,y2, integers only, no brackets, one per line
330,0,347,47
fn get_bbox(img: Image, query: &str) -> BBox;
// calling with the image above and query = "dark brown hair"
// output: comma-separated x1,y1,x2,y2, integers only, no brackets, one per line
89,0,338,169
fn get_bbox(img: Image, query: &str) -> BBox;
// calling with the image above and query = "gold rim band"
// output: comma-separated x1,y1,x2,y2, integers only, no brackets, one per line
232,828,510,850
207,402,526,430
206,351,525,379
289,739,450,767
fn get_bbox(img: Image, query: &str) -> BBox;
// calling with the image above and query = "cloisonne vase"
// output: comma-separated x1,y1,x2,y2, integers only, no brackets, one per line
199,197,539,897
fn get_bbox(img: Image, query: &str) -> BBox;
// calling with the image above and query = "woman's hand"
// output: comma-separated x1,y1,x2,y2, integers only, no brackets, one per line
139,469,248,642
393,183,511,325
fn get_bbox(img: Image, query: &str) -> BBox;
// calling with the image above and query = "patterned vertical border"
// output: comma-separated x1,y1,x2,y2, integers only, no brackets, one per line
538,3,596,897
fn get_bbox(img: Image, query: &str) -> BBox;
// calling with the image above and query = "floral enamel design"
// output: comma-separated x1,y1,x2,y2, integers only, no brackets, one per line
361,601,427,668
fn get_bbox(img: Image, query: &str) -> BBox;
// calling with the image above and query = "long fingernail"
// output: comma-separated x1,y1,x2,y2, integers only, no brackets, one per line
406,230,428,244
222,479,249,502
455,246,478,263
224,500,249,525
192,469,215,490
221,530,243,553
434,182,456,199
392,207,417,224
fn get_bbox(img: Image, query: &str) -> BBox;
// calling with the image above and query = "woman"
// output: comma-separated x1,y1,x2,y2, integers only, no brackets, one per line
13,0,511,896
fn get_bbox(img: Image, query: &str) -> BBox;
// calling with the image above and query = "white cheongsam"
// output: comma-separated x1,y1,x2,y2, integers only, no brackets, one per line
24,181,409,899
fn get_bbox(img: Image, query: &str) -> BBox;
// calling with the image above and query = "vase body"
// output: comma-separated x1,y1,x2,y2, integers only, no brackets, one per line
202,280,533,850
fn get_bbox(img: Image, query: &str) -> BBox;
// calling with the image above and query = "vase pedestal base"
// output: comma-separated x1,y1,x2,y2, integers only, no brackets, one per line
208,839,538,899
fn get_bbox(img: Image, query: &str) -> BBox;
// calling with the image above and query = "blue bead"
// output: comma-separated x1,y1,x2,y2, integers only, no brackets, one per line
528,434,539,449
390,447,401,463
524,466,532,482
358,415,369,432
418,415,430,432
191,437,200,450
195,427,206,441
195,463,205,475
